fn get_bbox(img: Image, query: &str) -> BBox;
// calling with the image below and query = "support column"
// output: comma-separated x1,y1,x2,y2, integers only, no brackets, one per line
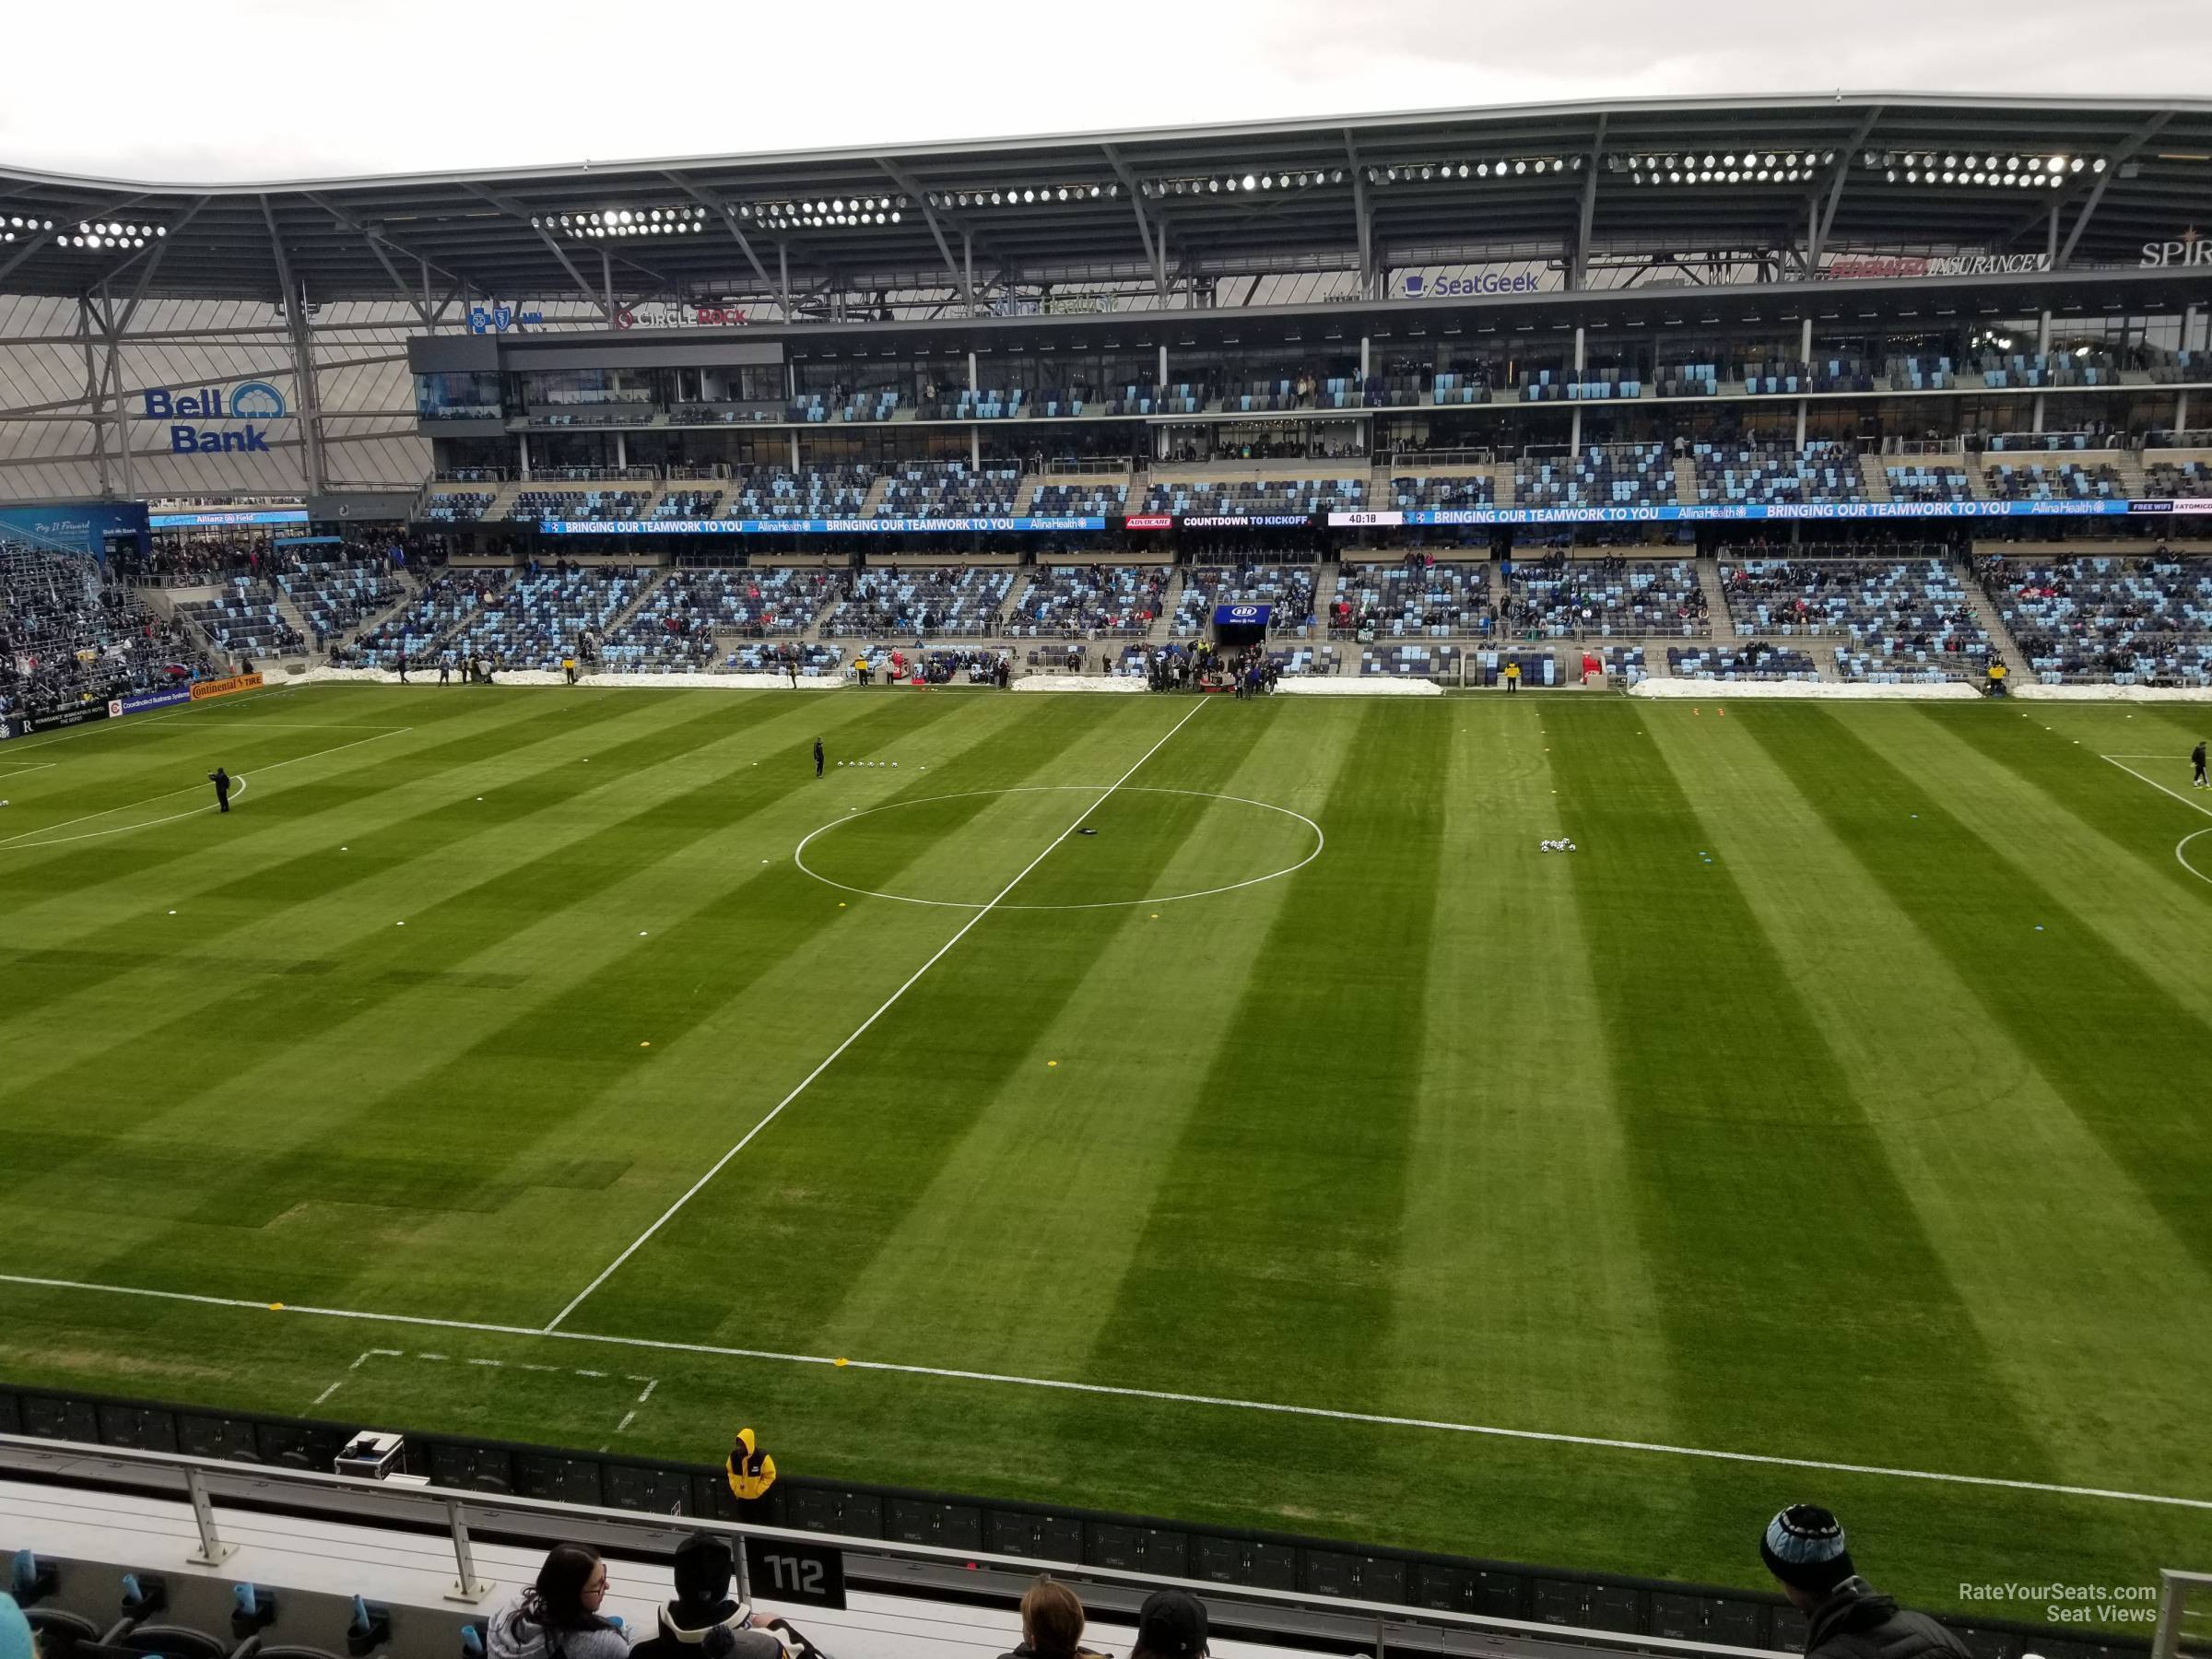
2183,304,2199,432
601,251,616,324
518,431,531,480
614,432,627,471
963,231,976,319
968,349,978,394
1570,325,1585,457
971,424,981,467
100,289,136,503
1158,342,1168,386
789,430,800,471
79,299,111,497
2032,308,2053,434
1359,334,1371,377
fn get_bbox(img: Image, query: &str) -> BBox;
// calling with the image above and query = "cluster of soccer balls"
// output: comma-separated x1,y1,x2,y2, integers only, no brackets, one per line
1538,838,1578,853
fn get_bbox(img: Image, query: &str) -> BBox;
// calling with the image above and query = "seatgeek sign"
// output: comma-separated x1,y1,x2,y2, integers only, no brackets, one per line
1400,264,1554,298
142,381,287,454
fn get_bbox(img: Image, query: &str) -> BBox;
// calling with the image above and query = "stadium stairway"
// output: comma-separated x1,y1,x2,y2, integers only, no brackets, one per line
1492,461,1517,509
596,568,672,644
1961,571,2034,681
1671,456,1700,502
1857,456,1896,502
859,476,894,517
271,586,316,652
1697,557,1737,641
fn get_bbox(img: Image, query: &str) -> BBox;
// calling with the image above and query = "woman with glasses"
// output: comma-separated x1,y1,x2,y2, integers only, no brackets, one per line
488,1544,635,1659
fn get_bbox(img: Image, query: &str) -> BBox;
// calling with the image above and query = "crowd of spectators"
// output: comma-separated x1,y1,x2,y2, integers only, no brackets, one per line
0,543,213,719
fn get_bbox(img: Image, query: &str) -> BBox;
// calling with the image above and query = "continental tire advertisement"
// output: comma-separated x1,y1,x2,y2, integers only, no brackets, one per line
190,672,265,701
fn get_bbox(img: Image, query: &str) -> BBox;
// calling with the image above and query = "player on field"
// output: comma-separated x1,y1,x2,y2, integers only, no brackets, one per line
207,767,232,814
2194,740,2206,788
814,737,825,778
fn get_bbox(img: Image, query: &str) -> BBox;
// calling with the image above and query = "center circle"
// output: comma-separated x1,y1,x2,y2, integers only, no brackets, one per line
794,785,1324,912
2179,827,2212,886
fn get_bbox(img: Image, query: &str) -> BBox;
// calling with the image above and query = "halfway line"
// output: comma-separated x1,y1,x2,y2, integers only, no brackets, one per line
542,697,1209,1331
0,1270,2203,1513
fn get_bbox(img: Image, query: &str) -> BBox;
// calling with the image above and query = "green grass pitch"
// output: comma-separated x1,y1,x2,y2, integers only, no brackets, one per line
2,681,2207,1623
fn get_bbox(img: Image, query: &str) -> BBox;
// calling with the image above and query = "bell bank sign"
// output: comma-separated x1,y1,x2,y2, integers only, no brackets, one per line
141,381,288,453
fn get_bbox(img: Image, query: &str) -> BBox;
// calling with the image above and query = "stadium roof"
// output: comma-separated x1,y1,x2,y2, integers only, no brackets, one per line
2,93,2207,306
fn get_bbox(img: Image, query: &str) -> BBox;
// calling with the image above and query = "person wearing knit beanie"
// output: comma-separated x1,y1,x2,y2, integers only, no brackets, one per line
1759,1506,1970,1659
1761,1505,1856,1601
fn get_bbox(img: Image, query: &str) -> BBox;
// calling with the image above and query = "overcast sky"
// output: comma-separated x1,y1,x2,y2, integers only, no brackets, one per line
3,0,2204,182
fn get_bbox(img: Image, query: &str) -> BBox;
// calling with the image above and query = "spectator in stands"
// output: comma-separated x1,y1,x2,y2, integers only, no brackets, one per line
999,1577,1108,1659
631,1534,782,1659
0,1592,33,1659
488,1543,634,1659
1128,1589,1207,1659
1760,1506,1966,1659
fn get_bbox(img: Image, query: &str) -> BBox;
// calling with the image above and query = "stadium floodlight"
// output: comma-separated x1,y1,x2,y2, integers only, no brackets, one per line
1513,159,1526,174
2047,156,2066,173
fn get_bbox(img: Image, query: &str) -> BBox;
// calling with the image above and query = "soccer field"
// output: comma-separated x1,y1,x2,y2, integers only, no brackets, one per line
2,681,2207,1618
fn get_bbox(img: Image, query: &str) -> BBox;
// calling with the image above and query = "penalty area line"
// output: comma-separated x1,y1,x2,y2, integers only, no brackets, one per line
0,1269,2204,1513
539,694,1211,1333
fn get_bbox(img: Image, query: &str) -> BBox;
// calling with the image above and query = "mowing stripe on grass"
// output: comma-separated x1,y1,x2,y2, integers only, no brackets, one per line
1747,705,2212,1279
1547,699,2060,1502
0,727,407,848
545,697,1209,1330
798,701,1321,1372
1649,704,2212,1490
1075,700,1447,1412
2,1268,2203,1512
10,695,1006,1304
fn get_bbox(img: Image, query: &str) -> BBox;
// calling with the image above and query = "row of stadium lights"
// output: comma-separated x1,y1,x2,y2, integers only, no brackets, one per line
1618,150,1830,184
531,206,713,239
0,217,162,248
515,145,2116,246
1861,149,2101,188
927,184,1120,207
750,195,905,230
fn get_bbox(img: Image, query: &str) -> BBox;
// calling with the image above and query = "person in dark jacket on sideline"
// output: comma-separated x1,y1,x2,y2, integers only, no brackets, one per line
629,1535,782,1659
1761,1505,1969,1659
813,738,824,778
208,766,232,813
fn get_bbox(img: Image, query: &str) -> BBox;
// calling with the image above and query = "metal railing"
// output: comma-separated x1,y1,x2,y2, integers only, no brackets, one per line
2152,1570,2212,1659
0,1432,1791,1659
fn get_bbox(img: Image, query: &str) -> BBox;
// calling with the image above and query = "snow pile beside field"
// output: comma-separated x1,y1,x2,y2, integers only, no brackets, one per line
1011,675,1147,693
2011,682,2212,702
1630,679,1981,701
1277,677,1441,697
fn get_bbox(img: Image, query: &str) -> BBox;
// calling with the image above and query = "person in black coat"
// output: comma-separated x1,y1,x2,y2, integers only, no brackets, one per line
208,767,232,814
629,1535,783,1659
1760,1506,1969,1659
813,738,824,778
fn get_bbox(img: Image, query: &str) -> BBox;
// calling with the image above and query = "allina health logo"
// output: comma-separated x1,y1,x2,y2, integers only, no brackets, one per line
142,380,288,453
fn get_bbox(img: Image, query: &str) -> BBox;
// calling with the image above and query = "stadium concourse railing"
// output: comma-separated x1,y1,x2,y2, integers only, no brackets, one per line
0,1394,2159,1659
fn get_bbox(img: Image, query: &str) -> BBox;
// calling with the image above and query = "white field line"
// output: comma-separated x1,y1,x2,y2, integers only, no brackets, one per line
2099,755,2212,884
540,696,1210,1333
315,1346,653,1425
0,726,410,850
0,762,56,774
3,1268,2204,1513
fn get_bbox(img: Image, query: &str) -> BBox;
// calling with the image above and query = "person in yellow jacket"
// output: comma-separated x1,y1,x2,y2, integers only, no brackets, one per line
1986,659,2006,698
1503,658,1522,694
725,1428,777,1502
